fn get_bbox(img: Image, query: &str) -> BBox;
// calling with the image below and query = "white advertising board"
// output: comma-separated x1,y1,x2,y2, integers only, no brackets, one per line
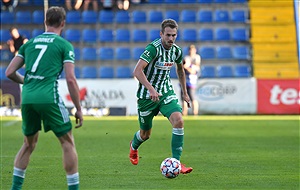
58,79,139,115
194,78,257,114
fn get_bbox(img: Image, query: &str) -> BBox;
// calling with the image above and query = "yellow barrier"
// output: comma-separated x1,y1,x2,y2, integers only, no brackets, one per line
249,0,294,7
250,25,296,43
250,7,294,24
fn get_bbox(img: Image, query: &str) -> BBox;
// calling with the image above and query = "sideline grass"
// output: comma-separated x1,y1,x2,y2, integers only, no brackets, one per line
1,116,299,189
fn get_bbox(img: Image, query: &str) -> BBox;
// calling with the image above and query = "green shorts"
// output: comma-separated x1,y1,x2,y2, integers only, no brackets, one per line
137,91,182,131
21,103,72,137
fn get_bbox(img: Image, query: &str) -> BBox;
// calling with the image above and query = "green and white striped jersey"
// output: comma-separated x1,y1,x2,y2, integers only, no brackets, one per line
137,38,183,99
17,32,75,104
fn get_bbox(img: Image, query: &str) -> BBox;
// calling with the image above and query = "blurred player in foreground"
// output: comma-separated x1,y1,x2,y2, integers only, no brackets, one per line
129,19,193,174
6,6,83,190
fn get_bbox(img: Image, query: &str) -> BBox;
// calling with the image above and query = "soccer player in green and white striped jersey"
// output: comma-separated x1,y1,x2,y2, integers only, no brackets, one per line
129,19,193,174
6,7,83,190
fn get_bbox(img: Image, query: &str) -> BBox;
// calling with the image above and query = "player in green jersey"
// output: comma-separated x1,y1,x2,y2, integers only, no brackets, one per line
6,6,83,190
129,19,193,174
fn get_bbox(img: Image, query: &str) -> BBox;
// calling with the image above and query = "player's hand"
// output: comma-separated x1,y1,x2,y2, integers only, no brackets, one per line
183,94,191,108
149,89,162,102
74,110,83,128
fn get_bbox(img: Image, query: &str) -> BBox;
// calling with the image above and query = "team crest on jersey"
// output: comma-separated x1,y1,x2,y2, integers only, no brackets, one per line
155,61,174,70
69,51,75,59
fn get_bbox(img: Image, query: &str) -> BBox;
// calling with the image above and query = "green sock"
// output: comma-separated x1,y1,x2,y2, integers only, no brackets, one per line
68,184,79,190
132,130,145,150
67,173,79,190
172,128,184,160
11,167,26,190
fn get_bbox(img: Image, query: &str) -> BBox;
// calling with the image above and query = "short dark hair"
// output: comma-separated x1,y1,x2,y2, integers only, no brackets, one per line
45,6,66,28
161,19,178,33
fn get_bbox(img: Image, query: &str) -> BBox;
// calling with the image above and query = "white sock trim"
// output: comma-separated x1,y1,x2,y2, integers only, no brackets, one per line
172,128,184,135
136,130,144,142
13,167,26,178
67,172,79,186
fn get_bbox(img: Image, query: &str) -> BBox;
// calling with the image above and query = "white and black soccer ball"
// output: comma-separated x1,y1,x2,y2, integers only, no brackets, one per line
160,157,181,179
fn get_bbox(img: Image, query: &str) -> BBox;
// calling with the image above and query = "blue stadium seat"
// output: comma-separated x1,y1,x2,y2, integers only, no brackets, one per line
165,0,180,3
82,66,98,78
33,0,45,5
215,0,229,3
232,28,249,41
99,29,114,42
49,0,65,5
217,65,234,78
18,67,26,76
232,46,250,60
200,65,216,78
82,47,97,61
234,64,251,77
197,10,213,23
132,10,147,23
82,29,97,43
65,29,81,43
199,46,215,59
0,66,8,80
99,10,114,23
82,10,98,24
32,10,44,24
18,29,31,39
214,9,229,22
61,67,81,78
182,46,189,56
66,11,81,24
0,29,11,43
149,10,163,23
198,28,213,41
116,66,132,78
231,9,247,23
115,10,130,23
148,0,164,3
181,10,196,23
133,47,145,60
18,0,32,6
32,29,44,37
215,28,231,41
99,66,114,78
149,29,160,41
74,47,81,61
165,10,180,22
182,0,197,3
198,0,213,3
170,66,177,79
133,29,147,42
116,47,131,60
16,11,31,24
182,29,197,42
216,46,232,59
1,11,14,24
99,47,114,60
231,0,247,3
115,29,130,42
0,49,13,62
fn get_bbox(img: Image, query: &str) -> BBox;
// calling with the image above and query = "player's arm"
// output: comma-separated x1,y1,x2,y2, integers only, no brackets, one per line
177,63,190,107
5,56,25,84
64,62,83,128
133,59,162,102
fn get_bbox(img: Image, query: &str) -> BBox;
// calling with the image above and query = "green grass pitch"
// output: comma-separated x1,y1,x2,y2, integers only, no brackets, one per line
0,115,299,189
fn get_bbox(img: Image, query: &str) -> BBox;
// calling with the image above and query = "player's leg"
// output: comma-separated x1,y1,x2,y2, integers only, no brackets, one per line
129,99,157,165
58,131,79,190
181,88,188,116
11,133,39,190
160,95,193,174
12,104,41,190
40,103,79,189
189,88,198,115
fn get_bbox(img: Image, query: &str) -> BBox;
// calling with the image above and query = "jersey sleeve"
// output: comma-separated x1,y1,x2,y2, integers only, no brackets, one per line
63,41,75,64
140,44,157,63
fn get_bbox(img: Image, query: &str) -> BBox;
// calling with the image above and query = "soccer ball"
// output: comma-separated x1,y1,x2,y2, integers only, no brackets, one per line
160,157,181,179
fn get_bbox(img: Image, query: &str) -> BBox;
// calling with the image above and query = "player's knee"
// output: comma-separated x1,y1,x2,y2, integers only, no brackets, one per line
173,117,184,128
23,141,37,152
